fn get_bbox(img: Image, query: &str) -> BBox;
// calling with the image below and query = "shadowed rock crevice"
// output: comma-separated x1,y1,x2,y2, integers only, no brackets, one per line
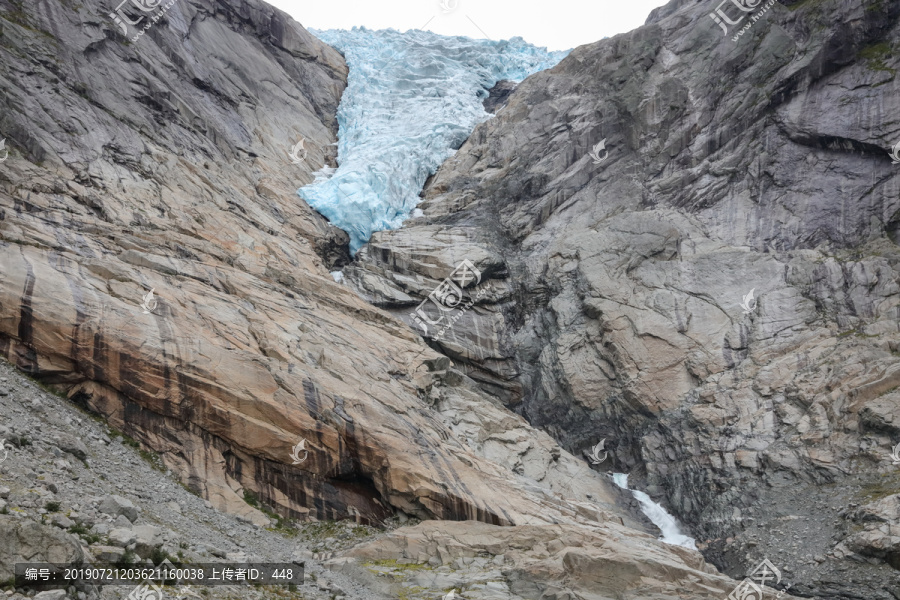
482,79,516,114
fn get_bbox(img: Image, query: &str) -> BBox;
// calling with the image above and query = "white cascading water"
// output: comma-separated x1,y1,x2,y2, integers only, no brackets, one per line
612,473,697,550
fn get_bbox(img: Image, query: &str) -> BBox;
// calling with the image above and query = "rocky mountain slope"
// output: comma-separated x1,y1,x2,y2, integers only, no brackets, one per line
0,0,780,599
0,357,380,600
345,0,900,597
0,356,742,600
0,0,623,530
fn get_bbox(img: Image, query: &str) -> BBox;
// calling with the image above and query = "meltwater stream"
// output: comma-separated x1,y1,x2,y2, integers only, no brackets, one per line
612,473,697,549
300,28,568,252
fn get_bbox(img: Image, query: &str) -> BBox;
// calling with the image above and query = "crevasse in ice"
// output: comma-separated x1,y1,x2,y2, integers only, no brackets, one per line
299,27,569,253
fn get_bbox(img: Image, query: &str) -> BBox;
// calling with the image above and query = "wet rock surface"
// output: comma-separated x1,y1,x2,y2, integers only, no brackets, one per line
0,340,793,600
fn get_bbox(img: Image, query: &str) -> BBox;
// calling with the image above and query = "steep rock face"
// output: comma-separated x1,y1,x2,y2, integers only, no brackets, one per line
0,0,621,528
347,0,900,597
0,0,577,529
0,6,735,599
0,0,357,519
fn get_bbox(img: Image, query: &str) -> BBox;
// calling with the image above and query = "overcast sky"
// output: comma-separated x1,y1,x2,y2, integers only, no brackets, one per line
264,0,671,51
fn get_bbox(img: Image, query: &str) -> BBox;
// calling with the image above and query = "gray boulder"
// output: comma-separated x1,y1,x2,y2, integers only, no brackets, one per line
108,528,137,548
54,434,89,461
132,525,165,559
98,495,138,523
91,546,127,562
0,515,83,581
51,514,74,530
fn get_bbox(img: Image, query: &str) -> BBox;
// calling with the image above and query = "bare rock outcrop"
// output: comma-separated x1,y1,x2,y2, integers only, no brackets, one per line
0,0,629,530
0,7,705,599
3,0,888,597
331,520,799,600
346,0,900,597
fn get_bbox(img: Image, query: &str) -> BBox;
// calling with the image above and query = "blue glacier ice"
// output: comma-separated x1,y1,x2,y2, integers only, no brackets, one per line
299,27,569,253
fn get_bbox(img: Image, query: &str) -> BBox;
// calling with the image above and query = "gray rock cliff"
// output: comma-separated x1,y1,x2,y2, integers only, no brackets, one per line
346,0,900,597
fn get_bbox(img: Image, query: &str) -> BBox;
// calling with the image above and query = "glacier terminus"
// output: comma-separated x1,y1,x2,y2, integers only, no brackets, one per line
299,27,568,252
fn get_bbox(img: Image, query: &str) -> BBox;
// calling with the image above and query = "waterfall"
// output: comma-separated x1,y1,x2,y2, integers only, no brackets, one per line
612,473,697,550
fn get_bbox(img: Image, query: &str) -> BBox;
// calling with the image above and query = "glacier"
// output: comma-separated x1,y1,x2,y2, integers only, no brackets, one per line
299,27,569,253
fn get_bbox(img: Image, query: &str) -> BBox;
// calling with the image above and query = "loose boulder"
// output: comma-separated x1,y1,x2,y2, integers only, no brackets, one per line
0,515,84,581
98,495,139,523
